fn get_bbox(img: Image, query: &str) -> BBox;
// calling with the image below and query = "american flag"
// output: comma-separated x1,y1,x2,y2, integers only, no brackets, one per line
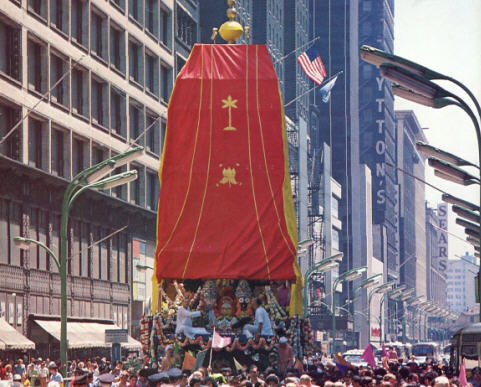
297,46,327,85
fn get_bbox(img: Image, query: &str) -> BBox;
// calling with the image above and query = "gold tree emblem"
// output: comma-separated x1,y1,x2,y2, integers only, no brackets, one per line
221,95,238,131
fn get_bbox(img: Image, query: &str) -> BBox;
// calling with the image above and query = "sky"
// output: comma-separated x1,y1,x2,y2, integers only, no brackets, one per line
394,0,481,259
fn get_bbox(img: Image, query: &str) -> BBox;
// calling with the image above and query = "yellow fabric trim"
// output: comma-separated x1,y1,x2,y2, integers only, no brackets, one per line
153,45,201,313
276,83,302,317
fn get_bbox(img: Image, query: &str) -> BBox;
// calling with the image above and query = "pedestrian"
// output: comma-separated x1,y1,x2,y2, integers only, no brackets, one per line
160,346,176,371
38,360,49,387
242,298,273,340
14,359,26,377
48,362,63,385
114,371,129,387
277,337,294,378
470,367,481,387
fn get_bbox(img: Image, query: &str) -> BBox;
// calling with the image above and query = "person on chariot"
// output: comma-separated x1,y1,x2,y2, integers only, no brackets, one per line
175,295,209,339
242,297,273,339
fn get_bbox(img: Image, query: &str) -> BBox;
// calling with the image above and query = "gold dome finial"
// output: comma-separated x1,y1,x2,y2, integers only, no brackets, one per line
219,0,244,44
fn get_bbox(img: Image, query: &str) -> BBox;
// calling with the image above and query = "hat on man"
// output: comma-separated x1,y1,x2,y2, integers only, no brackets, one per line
279,336,288,344
473,367,481,375
148,372,169,385
48,362,58,369
97,373,115,384
13,374,22,381
167,368,182,381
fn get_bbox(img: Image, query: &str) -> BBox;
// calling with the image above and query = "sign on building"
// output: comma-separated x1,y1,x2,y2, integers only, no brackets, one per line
105,329,128,343
437,203,448,272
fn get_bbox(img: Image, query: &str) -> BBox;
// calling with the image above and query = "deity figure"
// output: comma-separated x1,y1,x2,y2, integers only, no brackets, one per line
199,280,217,328
235,280,253,319
215,296,238,333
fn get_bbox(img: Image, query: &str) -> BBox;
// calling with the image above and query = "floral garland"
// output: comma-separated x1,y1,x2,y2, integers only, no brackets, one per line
265,286,287,319
176,335,277,352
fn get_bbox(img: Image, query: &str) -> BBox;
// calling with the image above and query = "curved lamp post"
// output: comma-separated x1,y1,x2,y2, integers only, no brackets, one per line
367,281,395,343
331,266,367,353
361,44,481,321
378,285,409,343
14,147,143,375
303,253,343,317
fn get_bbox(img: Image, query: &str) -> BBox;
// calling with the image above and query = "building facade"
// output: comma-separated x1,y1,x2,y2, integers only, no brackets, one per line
447,253,477,313
425,204,448,307
0,0,176,342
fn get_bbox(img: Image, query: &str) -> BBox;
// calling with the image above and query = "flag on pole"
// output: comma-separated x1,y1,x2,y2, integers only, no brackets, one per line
319,74,339,103
212,329,232,349
361,344,377,368
459,358,468,386
297,46,327,85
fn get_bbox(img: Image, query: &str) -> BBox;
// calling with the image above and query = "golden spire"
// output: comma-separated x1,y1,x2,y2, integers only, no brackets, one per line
218,0,244,44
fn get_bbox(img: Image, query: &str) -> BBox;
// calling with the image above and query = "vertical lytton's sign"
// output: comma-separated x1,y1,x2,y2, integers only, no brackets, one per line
437,203,448,272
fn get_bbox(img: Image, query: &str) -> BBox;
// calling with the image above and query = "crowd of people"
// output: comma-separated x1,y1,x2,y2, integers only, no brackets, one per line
0,349,478,387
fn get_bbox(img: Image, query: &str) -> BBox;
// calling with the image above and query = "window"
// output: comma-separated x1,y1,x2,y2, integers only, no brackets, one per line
92,144,106,166
80,222,89,276
176,55,186,75
129,0,143,25
72,0,88,47
91,8,108,62
110,23,125,73
28,0,48,21
72,137,87,176
145,52,159,96
129,101,144,145
50,53,70,108
110,87,127,138
130,165,144,206
160,65,172,102
332,228,341,251
27,36,48,94
147,171,159,210
129,39,144,85
100,229,109,280
110,0,125,11
72,66,89,118
145,0,159,37
28,117,47,171
51,126,69,178
112,164,127,200
176,5,197,47
146,113,160,155
50,0,69,35
91,76,108,128
332,195,340,219
0,19,21,83
160,7,172,48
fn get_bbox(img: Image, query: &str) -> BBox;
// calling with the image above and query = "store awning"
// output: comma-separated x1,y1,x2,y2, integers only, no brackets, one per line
0,318,35,350
32,319,141,350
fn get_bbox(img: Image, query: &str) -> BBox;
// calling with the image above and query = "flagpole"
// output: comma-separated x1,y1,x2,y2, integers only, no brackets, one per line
273,36,321,65
208,327,215,372
284,70,343,108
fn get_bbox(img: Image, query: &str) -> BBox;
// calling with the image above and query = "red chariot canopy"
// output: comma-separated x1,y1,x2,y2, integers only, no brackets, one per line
154,44,298,281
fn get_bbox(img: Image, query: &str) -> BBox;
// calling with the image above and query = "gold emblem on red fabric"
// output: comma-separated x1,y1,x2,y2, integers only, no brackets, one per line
217,163,241,187
221,95,238,131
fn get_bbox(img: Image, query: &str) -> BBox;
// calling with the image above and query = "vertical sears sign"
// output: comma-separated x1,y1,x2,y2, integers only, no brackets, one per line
437,203,448,272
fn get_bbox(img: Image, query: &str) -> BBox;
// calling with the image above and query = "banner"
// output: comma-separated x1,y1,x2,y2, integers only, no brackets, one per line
154,44,298,282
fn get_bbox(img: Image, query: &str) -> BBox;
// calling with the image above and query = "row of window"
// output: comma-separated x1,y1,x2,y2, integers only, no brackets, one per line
0,101,161,211
26,0,172,50
0,13,174,115
0,197,132,283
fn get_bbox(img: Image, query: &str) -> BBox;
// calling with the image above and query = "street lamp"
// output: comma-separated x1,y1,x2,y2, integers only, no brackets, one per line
416,142,479,169
361,45,481,321
13,147,143,375
303,253,343,317
428,157,480,185
379,286,410,343
442,193,480,212
331,266,367,353
367,281,395,343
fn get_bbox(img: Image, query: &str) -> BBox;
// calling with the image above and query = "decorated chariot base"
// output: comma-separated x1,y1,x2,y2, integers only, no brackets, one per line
140,279,315,369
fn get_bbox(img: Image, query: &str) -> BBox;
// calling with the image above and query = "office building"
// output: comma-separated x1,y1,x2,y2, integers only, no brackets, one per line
0,0,175,349
447,253,477,313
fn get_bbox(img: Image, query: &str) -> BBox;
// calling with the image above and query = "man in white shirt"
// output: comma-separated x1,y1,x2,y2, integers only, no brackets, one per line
175,296,209,339
243,297,273,339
